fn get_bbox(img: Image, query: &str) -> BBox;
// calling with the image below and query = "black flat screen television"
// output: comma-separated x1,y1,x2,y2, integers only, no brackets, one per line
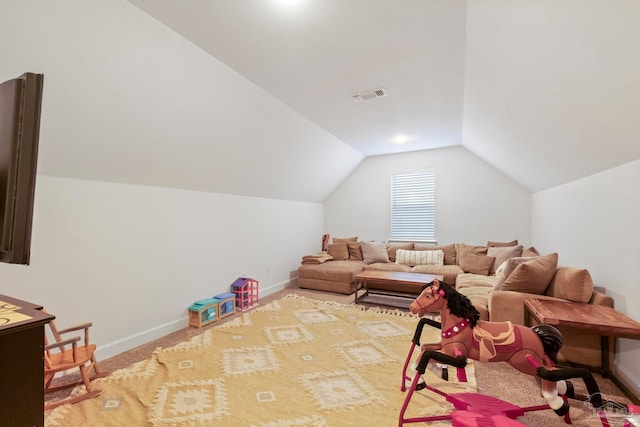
0,72,44,265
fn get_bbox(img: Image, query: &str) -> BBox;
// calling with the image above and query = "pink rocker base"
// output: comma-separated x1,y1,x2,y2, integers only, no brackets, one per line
399,349,551,427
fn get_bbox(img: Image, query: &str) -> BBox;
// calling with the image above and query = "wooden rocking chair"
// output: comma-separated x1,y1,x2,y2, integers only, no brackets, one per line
43,312,109,410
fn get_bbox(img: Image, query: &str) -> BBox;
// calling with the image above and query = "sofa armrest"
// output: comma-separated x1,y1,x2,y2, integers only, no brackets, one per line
488,291,566,325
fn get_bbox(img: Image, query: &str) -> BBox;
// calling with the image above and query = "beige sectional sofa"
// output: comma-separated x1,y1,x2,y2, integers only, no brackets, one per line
298,239,530,294
298,238,614,369
297,260,365,294
298,240,463,294
456,259,614,369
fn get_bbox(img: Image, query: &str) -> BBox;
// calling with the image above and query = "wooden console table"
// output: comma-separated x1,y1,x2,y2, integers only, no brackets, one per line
354,270,443,310
0,294,55,426
524,298,640,404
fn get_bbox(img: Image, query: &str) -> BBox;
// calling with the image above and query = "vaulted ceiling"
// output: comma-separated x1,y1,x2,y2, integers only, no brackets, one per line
127,0,466,157
4,1,638,203
127,0,640,193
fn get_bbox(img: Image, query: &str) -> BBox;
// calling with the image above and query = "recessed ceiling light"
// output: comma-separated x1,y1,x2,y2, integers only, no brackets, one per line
278,0,300,5
394,135,408,144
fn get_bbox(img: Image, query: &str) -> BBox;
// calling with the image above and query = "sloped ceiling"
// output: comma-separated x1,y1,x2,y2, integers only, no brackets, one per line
464,0,640,192
127,0,467,157
128,0,640,193
3,1,639,202
1,1,364,203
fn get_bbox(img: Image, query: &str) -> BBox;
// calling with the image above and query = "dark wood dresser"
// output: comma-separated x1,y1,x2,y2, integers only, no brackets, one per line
0,294,54,427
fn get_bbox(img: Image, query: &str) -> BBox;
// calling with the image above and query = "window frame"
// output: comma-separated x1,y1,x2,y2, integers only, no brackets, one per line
390,169,436,243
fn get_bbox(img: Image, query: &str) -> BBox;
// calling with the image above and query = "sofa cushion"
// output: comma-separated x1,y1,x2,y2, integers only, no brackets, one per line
298,277,355,294
361,242,390,264
395,249,444,266
348,242,363,261
487,239,519,247
409,264,464,285
460,254,495,275
455,273,498,290
487,245,523,275
333,236,358,243
457,286,491,321
522,246,540,257
327,243,349,260
364,262,411,272
386,242,414,262
415,243,457,265
298,260,365,282
456,273,497,321
545,267,594,303
499,253,558,294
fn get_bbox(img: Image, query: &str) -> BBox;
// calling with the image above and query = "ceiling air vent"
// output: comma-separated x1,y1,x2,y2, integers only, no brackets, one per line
352,87,387,102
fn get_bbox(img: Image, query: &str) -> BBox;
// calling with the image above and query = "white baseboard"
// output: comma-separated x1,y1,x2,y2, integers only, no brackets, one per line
95,280,290,361
95,317,187,360
613,360,640,401
259,279,288,297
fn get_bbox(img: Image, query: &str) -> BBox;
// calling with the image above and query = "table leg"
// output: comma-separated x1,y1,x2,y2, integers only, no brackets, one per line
354,280,359,304
601,335,610,377
524,304,540,328
524,306,532,327
355,279,367,304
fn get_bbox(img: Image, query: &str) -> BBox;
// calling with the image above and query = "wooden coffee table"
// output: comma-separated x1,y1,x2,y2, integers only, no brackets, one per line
354,270,443,310
524,298,640,403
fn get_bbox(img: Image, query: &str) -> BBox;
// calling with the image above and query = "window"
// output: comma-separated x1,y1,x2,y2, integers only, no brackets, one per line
390,170,435,242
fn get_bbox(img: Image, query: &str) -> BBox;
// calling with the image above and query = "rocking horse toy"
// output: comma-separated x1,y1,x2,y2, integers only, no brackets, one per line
399,279,638,427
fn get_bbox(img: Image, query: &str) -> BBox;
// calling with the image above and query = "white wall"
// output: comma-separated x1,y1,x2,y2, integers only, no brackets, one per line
0,0,349,359
0,176,323,359
533,159,640,395
325,146,532,246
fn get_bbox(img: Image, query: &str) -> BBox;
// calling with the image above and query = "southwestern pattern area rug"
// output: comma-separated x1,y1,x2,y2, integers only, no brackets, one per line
45,294,476,426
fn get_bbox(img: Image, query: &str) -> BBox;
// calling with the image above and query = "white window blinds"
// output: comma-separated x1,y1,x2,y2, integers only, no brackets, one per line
390,170,435,242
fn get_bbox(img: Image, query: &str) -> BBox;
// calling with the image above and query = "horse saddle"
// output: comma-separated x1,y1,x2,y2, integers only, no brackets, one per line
472,321,521,362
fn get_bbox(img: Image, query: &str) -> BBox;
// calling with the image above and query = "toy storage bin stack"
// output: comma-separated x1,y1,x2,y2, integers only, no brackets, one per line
231,277,259,311
188,297,220,328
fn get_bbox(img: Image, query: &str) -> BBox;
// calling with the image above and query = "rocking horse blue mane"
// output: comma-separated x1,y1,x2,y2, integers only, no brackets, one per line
423,280,480,328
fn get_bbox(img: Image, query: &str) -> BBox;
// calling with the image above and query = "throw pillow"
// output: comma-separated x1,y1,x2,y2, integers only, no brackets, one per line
499,253,559,294
348,242,363,261
546,267,594,303
459,254,495,275
327,243,349,260
487,239,519,247
333,236,358,243
522,246,541,257
492,256,532,290
455,243,487,265
396,249,444,266
360,242,390,265
495,260,508,278
415,243,457,265
386,243,414,262
487,245,523,275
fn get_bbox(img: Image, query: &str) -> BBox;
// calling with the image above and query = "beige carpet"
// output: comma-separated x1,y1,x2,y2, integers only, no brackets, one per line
475,361,635,427
45,287,636,426
45,294,476,426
